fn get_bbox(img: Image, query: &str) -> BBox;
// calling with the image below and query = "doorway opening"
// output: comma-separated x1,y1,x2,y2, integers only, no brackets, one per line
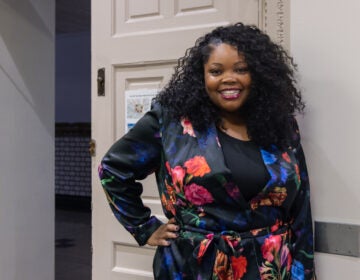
55,0,91,279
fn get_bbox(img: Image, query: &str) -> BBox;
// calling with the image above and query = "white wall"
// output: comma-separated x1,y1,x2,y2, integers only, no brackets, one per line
56,32,91,123
291,0,360,278
0,0,55,279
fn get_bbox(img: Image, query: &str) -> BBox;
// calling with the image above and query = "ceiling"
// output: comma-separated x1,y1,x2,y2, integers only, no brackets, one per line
56,0,90,34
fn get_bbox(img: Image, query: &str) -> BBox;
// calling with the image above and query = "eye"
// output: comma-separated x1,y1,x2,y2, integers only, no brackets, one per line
235,67,249,74
208,68,222,76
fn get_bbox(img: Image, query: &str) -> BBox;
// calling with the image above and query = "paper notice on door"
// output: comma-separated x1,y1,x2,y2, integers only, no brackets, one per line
125,89,159,132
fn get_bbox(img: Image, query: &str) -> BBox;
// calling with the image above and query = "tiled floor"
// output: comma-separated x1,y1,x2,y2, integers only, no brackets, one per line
55,207,91,280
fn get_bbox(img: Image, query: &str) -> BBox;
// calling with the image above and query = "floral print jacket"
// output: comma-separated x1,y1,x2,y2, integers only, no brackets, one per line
99,102,316,280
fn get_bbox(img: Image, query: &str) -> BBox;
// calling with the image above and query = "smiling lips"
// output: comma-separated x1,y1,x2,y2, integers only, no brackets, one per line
219,89,241,100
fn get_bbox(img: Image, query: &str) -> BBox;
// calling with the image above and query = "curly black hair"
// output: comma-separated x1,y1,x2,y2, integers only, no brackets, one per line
156,22,304,148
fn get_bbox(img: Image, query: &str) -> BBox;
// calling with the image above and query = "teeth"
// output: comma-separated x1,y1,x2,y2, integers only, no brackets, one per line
221,90,240,95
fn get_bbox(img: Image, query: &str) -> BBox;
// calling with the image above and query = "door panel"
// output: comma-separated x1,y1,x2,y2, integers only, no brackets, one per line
112,0,259,36
115,62,176,137
113,244,155,278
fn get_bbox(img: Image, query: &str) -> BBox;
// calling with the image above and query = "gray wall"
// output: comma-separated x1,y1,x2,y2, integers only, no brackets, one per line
291,0,360,278
0,0,55,279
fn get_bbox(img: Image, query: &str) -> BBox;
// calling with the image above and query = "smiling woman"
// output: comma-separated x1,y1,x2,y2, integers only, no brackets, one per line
99,23,316,279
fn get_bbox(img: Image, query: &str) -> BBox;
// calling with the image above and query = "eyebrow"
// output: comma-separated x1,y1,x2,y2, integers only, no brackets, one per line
208,61,248,66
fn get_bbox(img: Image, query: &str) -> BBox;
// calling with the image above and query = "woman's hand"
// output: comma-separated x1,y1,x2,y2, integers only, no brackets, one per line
146,217,179,246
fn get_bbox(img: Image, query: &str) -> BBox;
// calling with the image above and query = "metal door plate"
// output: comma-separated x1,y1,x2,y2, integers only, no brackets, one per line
315,221,360,257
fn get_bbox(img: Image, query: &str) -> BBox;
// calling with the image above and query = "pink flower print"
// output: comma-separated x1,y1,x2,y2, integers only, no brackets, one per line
170,165,186,192
184,183,214,206
181,117,196,137
261,234,282,262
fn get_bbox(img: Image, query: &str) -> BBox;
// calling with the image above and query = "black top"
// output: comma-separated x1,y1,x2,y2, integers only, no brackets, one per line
217,128,270,201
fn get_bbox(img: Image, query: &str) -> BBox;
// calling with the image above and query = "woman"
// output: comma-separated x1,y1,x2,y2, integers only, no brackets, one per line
99,23,316,279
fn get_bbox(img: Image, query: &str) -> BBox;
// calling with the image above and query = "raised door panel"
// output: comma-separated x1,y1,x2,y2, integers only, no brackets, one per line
113,0,259,36
112,243,155,279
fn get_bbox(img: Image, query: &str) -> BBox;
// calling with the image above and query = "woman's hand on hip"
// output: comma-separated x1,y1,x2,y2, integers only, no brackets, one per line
146,217,179,246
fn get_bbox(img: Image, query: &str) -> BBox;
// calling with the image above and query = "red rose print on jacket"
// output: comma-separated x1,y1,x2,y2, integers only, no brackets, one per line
184,183,214,206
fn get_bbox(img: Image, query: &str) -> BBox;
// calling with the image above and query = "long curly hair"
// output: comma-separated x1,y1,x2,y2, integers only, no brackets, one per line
156,23,304,148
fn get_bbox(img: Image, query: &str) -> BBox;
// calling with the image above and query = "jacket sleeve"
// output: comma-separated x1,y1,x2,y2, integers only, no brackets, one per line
98,103,163,246
289,120,316,279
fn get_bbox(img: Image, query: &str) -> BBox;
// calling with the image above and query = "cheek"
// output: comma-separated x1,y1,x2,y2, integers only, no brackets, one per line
244,74,252,87
204,76,217,91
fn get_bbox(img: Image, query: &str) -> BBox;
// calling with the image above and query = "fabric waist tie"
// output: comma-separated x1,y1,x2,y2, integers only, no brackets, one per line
181,223,289,279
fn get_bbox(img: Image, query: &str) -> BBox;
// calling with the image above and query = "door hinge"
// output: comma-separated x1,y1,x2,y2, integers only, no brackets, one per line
89,139,96,157
97,68,105,96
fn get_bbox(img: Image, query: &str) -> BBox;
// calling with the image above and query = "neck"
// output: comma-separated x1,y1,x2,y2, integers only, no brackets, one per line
219,113,249,141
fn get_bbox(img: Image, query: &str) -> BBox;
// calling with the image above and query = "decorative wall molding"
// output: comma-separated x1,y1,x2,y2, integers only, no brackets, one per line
260,0,290,51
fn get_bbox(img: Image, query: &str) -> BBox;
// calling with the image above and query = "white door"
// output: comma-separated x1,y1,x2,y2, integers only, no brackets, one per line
91,1,282,279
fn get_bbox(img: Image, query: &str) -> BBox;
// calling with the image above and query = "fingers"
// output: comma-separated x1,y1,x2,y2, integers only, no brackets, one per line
146,218,180,247
157,229,178,246
158,239,171,246
167,217,177,224
164,230,178,239
166,223,179,232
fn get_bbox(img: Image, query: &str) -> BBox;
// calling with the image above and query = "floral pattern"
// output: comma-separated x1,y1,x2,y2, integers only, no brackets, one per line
184,183,214,206
163,155,213,211
231,255,248,279
181,117,196,137
291,260,305,280
166,163,186,191
260,233,292,280
184,155,211,177
213,251,248,280
99,103,316,279
250,187,287,210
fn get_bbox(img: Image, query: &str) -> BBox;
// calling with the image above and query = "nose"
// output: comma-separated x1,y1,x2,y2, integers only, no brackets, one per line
222,74,236,84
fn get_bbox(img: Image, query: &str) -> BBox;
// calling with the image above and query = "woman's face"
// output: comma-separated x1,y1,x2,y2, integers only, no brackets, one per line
204,43,252,116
